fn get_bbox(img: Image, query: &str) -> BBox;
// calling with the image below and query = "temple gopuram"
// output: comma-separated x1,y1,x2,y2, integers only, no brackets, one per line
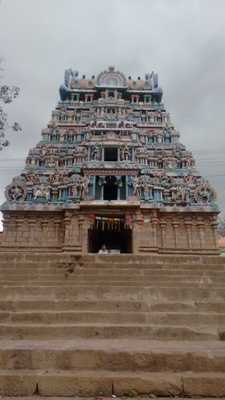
0,66,219,254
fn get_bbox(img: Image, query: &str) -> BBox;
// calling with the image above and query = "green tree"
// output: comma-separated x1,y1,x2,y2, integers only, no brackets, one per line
0,60,21,150
218,218,225,237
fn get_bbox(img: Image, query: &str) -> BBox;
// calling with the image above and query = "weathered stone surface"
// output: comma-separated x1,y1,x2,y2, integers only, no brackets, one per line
0,372,37,396
183,373,225,397
0,254,224,397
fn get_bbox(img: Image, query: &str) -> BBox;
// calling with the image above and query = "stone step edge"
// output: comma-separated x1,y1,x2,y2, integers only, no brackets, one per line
0,398,223,400
0,300,223,304
0,310,225,316
0,322,218,340
1,284,225,289
0,322,218,328
0,370,225,397
0,338,224,351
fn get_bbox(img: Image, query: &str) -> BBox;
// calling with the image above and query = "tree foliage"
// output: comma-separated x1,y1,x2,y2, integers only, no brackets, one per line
0,61,21,151
217,218,225,237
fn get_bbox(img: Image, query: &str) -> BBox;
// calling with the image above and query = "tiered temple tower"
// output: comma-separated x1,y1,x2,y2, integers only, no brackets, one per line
0,67,219,253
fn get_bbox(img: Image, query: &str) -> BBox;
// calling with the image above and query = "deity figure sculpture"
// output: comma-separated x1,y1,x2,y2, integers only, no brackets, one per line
47,156,56,168
71,184,79,198
142,176,151,200
25,173,40,185
6,185,25,201
59,69,79,101
197,181,216,204
80,176,90,200
132,176,141,198
176,185,188,203
34,186,50,201
64,69,79,87
170,185,178,202
71,175,81,198
120,145,130,161
91,145,101,161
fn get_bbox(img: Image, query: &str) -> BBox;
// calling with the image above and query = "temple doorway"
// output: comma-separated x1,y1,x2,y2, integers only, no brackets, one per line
88,216,132,253
103,176,117,200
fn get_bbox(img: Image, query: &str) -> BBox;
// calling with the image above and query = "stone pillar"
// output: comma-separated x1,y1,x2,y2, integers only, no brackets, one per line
88,147,91,161
79,216,88,254
172,222,179,249
185,221,193,250
197,220,205,250
125,176,128,200
15,219,23,246
64,212,71,243
151,214,159,250
27,219,34,246
160,222,167,250
132,212,142,254
63,211,82,253
41,220,48,245
211,221,218,249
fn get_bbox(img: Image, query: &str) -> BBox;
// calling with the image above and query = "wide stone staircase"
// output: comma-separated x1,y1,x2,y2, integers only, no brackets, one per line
0,252,225,397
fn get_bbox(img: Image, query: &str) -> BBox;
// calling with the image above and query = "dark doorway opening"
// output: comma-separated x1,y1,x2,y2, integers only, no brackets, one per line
103,176,117,200
104,147,118,161
88,217,132,253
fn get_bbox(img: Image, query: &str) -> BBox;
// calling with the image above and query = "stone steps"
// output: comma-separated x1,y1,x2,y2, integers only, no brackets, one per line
0,299,225,313
0,253,225,397
0,265,222,271
52,270,225,276
0,369,225,397
0,281,224,288
0,282,225,301
2,268,225,274
0,339,225,372
0,253,223,263
0,322,218,340
0,398,223,400
0,310,224,325
0,285,224,301
0,300,148,312
0,274,223,286
1,262,225,270
1,271,225,277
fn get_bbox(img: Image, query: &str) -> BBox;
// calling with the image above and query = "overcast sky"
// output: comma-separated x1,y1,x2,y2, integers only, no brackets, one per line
0,0,225,215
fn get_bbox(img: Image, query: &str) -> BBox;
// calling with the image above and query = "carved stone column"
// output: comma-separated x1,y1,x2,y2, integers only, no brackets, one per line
160,221,167,250
197,219,205,250
172,222,179,249
15,220,21,245
210,218,218,250
185,220,193,250
63,211,82,253
41,220,48,245
64,211,72,244
151,213,159,250
82,216,94,254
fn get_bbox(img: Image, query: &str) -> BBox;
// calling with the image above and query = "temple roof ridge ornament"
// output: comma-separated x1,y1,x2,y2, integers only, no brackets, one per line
96,66,127,88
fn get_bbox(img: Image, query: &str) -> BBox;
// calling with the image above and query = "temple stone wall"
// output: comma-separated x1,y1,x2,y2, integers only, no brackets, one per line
1,212,64,251
63,211,83,253
0,209,219,254
132,211,218,254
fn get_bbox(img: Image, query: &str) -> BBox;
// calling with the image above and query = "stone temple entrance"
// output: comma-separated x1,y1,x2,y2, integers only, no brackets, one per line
88,216,132,253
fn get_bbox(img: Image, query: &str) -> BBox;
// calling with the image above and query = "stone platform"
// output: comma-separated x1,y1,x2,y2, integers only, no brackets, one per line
0,253,225,397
